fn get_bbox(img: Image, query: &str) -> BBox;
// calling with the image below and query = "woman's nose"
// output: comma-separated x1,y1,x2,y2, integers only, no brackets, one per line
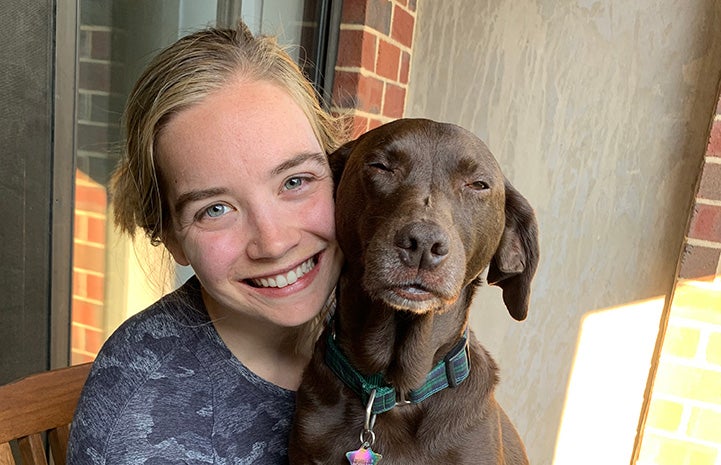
245,208,300,260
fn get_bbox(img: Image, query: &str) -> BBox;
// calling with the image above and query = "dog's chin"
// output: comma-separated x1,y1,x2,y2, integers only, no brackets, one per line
373,286,457,314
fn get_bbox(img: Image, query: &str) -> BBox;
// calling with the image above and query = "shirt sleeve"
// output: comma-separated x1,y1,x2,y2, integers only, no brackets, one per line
68,348,215,465
67,304,216,465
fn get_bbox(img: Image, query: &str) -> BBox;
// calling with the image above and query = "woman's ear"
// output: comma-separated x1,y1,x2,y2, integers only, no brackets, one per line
486,179,540,321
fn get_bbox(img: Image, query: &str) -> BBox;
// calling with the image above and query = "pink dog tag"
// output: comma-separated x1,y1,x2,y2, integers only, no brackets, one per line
346,445,382,464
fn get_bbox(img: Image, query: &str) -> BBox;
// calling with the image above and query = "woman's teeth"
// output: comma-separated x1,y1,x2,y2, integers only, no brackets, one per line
251,257,316,288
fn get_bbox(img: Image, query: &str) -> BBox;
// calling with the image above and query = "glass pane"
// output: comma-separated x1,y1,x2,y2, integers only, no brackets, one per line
71,0,317,364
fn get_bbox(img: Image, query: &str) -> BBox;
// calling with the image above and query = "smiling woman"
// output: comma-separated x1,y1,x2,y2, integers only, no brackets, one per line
67,20,348,465
157,78,342,333
69,0,343,367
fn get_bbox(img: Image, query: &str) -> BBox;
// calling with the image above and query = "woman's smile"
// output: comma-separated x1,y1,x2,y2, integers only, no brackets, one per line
248,254,319,289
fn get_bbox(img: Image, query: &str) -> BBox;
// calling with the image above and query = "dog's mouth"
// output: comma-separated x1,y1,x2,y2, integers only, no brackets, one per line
374,282,455,313
392,284,435,301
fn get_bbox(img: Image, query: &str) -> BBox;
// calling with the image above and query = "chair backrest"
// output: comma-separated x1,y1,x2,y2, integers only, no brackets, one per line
0,363,92,465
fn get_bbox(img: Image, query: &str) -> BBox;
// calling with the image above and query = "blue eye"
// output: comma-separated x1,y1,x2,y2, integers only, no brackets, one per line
205,203,230,218
284,176,305,191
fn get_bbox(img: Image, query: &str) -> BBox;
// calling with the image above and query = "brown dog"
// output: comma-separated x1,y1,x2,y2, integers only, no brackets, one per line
289,119,539,464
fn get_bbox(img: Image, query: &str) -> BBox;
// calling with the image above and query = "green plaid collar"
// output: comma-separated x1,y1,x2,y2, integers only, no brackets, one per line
324,326,471,415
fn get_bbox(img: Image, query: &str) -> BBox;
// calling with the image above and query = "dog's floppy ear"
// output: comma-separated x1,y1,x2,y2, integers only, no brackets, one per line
328,139,358,187
487,180,540,321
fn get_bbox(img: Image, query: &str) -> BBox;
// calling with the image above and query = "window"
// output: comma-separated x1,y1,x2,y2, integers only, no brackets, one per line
70,0,339,363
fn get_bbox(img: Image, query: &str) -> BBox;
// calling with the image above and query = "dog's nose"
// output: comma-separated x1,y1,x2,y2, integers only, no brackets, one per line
394,222,449,270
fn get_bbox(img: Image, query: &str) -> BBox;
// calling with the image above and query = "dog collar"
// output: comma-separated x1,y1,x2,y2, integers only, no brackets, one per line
324,327,471,415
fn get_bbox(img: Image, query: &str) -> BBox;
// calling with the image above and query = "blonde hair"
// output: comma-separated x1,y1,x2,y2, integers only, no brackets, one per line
111,21,347,244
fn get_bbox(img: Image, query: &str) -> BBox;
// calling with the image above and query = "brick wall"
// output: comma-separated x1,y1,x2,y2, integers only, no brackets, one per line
71,17,117,363
72,171,107,364
637,99,721,465
332,0,417,136
679,114,721,279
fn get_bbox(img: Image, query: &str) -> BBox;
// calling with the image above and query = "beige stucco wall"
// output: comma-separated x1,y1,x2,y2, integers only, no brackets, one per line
405,1,721,464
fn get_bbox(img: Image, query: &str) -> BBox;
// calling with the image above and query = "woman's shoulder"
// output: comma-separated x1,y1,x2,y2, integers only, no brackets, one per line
68,277,297,463
99,277,207,354
68,278,219,463
86,277,213,381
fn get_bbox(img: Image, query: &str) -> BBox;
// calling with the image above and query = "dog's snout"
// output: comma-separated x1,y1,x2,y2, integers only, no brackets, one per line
394,222,450,270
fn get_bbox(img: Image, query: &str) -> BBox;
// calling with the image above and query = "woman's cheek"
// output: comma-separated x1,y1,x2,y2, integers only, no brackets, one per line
306,185,337,240
185,231,244,274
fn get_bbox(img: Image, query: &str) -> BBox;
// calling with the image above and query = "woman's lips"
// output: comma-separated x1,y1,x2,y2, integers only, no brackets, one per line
248,255,318,289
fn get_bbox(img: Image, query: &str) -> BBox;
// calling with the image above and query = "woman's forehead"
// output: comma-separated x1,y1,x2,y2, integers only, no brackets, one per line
156,79,321,175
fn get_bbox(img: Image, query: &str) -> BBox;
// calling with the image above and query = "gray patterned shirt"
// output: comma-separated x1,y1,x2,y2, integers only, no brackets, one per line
67,276,295,464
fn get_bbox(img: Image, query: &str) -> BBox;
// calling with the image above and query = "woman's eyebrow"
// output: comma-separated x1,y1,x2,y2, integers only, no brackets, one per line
174,187,228,216
172,153,328,216
271,151,328,177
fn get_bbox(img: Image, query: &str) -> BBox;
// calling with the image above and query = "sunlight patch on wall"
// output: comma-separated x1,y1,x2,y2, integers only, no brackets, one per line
553,297,665,465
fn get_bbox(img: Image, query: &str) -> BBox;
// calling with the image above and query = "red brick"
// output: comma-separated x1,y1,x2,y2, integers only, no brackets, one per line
84,327,105,353
707,122,721,158
75,180,108,213
74,213,88,241
73,242,105,273
341,0,392,35
71,325,84,351
74,212,106,244
698,162,721,201
362,32,379,72
357,74,384,113
332,71,361,109
368,118,385,130
352,115,370,138
341,0,368,25
72,272,83,297
399,51,411,84
73,271,104,301
336,29,362,68
86,215,107,244
376,39,401,80
679,243,721,280
689,204,721,243
85,273,105,302
73,299,104,327
383,82,406,118
391,5,414,48
337,29,377,71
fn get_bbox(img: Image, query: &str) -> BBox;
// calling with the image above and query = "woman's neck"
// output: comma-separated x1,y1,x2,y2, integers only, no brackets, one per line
203,295,311,391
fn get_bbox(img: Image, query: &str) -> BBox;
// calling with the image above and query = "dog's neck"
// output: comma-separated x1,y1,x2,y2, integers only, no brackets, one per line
333,276,474,393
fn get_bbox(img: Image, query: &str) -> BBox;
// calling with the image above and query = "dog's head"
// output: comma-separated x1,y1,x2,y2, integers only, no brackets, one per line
330,119,539,321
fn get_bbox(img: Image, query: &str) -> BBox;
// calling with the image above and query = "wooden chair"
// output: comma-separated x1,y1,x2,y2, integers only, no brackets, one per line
0,363,92,465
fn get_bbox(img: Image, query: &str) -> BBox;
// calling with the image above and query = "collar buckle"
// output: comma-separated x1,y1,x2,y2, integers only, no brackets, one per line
395,390,411,408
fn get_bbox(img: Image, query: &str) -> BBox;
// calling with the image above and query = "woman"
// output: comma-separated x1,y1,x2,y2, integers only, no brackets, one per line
68,21,347,464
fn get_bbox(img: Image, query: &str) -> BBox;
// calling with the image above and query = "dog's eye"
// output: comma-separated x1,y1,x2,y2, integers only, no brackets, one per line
467,180,489,191
368,162,393,172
